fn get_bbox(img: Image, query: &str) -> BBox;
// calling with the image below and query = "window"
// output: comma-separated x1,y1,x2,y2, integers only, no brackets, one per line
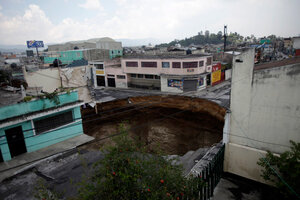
111,51,114,54
206,57,212,65
199,61,204,67
117,75,126,79
162,62,170,68
126,61,138,67
95,64,103,69
155,75,160,79
172,62,181,68
137,74,144,78
183,62,198,68
141,62,157,68
145,75,154,79
34,111,73,135
130,74,137,78
118,51,120,54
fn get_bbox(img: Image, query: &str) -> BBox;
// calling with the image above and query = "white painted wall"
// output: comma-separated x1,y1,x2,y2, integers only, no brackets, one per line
293,37,300,49
225,69,232,80
224,48,300,183
24,67,61,92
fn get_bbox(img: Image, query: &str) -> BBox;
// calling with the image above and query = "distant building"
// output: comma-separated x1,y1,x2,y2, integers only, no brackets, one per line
292,36,300,56
224,48,300,183
47,37,123,61
121,54,213,93
90,58,127,89
0,91,84,162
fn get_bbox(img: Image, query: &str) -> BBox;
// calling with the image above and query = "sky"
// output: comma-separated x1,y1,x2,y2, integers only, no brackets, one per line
0,0,299,45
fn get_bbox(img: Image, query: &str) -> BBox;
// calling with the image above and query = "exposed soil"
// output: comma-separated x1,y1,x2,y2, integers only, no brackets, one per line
81,95,226,155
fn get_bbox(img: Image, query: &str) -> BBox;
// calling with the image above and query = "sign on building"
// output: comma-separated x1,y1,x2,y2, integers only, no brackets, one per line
27,40,44,48
211,63,222,86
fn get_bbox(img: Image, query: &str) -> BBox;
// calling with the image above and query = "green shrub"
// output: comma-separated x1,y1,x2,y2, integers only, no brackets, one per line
76,126,205,200
257,141,300,199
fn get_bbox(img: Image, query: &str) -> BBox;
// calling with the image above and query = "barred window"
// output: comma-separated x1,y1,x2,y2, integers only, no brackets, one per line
206,57,212,65
172,62,181,68
183,62,198,68
34,111,73,135
126,62,138,67
141,62,157,68
199,61,204,67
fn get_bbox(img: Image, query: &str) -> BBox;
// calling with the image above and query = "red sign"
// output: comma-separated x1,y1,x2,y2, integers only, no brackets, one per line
212,63,222,72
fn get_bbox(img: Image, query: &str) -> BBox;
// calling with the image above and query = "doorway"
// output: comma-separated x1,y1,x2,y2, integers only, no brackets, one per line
183,79,197,92
97,76,106,87
5,126,27,158
107,78,116,87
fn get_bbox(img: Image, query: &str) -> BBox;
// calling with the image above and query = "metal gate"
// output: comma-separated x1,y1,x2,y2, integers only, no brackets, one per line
183,79,198,92
107,78,116,87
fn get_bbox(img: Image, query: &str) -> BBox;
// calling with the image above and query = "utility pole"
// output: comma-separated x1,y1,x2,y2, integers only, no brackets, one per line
224,25,227,52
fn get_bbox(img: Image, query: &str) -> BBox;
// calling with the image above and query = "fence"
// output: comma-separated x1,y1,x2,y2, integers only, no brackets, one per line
186,142,225,200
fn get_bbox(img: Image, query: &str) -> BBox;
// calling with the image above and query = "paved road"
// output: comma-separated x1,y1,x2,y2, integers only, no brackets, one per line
93,80,231,108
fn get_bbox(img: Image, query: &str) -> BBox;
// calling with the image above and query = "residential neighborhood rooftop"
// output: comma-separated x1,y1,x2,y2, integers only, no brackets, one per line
254,56,300,71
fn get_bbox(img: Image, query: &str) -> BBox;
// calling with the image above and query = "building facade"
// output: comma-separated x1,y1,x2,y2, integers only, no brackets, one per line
0,91,84,162
121,54,213,93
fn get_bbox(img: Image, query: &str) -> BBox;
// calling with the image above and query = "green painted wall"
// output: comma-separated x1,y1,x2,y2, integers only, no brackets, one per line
109,49,123,59
0,107,83,161
44,50,84,64
0,91,78,121
0,91,83,161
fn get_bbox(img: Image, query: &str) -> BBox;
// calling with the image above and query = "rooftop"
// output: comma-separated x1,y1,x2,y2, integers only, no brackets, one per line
0,89,23,108
122,53,211,60
254,57,300,71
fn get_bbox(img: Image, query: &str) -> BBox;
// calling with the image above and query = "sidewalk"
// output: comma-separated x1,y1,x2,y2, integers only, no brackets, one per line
0,134,94,182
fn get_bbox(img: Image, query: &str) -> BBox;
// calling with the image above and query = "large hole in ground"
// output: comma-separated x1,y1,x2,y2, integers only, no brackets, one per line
81,96,226,155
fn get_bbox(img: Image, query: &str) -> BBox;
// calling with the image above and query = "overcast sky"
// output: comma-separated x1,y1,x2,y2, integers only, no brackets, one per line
0,0,299,45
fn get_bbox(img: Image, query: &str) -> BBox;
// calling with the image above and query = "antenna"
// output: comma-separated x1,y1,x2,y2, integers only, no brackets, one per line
224,25,227,52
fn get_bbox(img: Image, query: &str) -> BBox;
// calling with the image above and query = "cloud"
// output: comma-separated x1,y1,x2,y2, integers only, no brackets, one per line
0,1,299,45
78,0,103,11
0,4,53,45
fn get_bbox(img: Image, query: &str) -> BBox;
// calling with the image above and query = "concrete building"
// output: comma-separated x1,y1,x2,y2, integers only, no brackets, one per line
47,37,123,62
121,54,213,93
90,58,128,89
48,37,121,51
0,91,84,162
44,49,111,65
224,48,300,183
23,64,93,103
292,36,300,56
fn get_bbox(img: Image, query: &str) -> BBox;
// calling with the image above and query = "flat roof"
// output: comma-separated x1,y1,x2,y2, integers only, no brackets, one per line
254,57,300,71
122,54,211,60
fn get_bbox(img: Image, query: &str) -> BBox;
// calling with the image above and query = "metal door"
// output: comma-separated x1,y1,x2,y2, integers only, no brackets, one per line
107,78,116,87
96,76,106,87
183,79,197,92
5,126,27,158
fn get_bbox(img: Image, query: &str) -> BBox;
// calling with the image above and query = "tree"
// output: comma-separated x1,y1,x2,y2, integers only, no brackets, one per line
257,141,300,199
217,31,223,40
205,30,210,38
76,126,205,200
